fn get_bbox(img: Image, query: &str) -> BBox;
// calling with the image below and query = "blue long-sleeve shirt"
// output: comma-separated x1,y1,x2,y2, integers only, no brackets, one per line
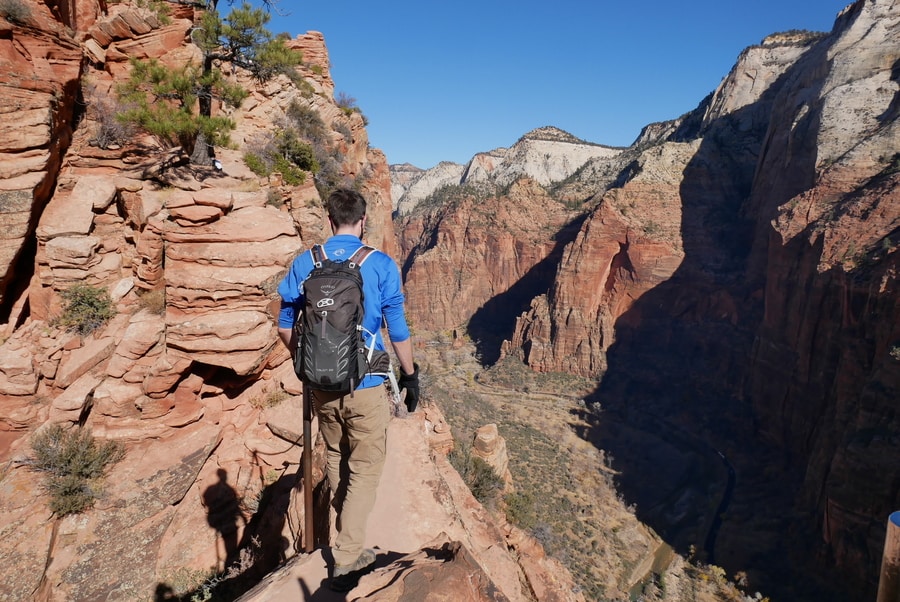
277,234,410,389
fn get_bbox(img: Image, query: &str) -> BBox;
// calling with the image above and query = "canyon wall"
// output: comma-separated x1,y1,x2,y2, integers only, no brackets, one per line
398,177,582,356
0,3,576,600
398,1,898,598
740,0,900,591
506,1,899,598
0,0,895,599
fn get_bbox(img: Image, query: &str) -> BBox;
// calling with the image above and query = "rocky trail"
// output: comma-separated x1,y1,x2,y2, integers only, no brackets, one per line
237,405,578,601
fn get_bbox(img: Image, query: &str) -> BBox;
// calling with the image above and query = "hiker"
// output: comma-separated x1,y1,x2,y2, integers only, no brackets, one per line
276,188,419,591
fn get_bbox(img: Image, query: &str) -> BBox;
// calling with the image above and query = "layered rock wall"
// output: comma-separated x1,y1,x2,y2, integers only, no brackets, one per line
0,4,83,311
0,3,578,600
0,5,400,600
399,177,578,339
502,0,899,596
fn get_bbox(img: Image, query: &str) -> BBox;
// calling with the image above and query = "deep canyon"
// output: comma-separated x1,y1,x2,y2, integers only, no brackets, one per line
395,2,899,599
0,0,895,600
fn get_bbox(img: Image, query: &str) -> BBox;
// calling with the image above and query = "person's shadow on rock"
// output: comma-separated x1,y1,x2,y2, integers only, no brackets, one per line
202,468,247,569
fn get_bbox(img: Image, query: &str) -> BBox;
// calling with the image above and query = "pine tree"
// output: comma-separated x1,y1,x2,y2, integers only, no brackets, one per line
117,1,300,165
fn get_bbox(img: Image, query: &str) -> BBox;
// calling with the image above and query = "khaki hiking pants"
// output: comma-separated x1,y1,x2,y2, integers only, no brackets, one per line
313,385,390,567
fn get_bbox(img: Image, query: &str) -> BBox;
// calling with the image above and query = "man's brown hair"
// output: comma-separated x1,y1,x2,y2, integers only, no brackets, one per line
326,188,366,228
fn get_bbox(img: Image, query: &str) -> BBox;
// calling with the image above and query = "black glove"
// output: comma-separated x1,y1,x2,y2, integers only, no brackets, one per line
398,363,420,413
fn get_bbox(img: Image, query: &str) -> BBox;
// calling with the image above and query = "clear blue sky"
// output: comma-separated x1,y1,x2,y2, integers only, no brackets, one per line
257,1,851,169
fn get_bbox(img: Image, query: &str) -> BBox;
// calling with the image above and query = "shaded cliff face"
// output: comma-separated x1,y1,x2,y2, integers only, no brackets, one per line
740,0,900,592
501,1,898,599
396,0,896,598
398,178,582,357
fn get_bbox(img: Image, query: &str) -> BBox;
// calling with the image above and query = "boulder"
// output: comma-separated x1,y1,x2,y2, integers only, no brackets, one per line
55,337,116,389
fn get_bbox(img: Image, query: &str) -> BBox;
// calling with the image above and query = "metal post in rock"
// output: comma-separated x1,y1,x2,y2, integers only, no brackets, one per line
877,511,900,602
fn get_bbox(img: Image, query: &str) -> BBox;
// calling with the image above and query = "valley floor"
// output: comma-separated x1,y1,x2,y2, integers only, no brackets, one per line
422,336,750,602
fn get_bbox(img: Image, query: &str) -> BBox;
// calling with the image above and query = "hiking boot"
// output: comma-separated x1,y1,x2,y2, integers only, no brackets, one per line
330,548,376,592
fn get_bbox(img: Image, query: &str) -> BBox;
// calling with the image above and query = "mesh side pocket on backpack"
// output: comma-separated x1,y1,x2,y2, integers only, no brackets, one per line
363,349,391,375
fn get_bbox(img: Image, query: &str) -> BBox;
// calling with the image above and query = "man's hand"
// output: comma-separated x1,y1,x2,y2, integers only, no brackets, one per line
398,363,420,413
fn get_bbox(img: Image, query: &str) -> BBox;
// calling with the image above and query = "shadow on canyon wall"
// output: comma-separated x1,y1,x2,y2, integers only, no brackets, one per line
468,214,588,365
576,45,862,602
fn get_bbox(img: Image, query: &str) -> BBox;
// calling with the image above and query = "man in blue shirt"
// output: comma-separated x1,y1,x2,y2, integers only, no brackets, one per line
277,188,418,591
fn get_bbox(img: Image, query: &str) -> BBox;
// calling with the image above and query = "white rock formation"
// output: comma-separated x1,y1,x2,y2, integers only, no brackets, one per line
390,126,623,216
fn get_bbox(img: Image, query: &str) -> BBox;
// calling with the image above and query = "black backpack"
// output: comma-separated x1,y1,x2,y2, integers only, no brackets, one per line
294,244,383,394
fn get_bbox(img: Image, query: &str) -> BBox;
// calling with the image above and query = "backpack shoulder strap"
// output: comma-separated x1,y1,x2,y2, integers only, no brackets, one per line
310,244,327,266
348,245,376,268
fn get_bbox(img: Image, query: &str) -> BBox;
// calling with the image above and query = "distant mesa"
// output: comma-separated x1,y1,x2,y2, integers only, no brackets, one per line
389,124,623,214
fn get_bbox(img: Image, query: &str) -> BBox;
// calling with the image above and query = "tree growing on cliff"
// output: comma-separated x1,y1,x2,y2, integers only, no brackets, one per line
118,1,300,164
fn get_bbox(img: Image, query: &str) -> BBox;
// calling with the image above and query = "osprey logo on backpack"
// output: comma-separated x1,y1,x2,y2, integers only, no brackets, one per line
294,244,375,393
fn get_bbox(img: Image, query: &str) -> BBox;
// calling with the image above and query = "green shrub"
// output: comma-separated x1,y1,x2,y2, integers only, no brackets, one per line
0,0,30,24
56,285,115,336
504,490,537,529
275,130,318,172
271,156,305,185
286,101,327,142
29,424,125,516
243,151,271,177
284,100,347,197
449,445,503,506
242,128,314,186
468,456,503,503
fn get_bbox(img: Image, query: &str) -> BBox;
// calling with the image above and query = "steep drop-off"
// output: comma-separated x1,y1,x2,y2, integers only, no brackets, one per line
510,2,899,599
399,1,899,599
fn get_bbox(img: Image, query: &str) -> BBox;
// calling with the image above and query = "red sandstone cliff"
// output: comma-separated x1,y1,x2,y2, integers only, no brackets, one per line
399,177,580,341
500,1,898,598
0,2,576,601
398,1,898,598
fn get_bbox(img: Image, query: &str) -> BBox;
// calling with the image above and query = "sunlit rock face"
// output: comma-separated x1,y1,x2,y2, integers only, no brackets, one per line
400,0,898,598
390,126,622,217
0,2,585,600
